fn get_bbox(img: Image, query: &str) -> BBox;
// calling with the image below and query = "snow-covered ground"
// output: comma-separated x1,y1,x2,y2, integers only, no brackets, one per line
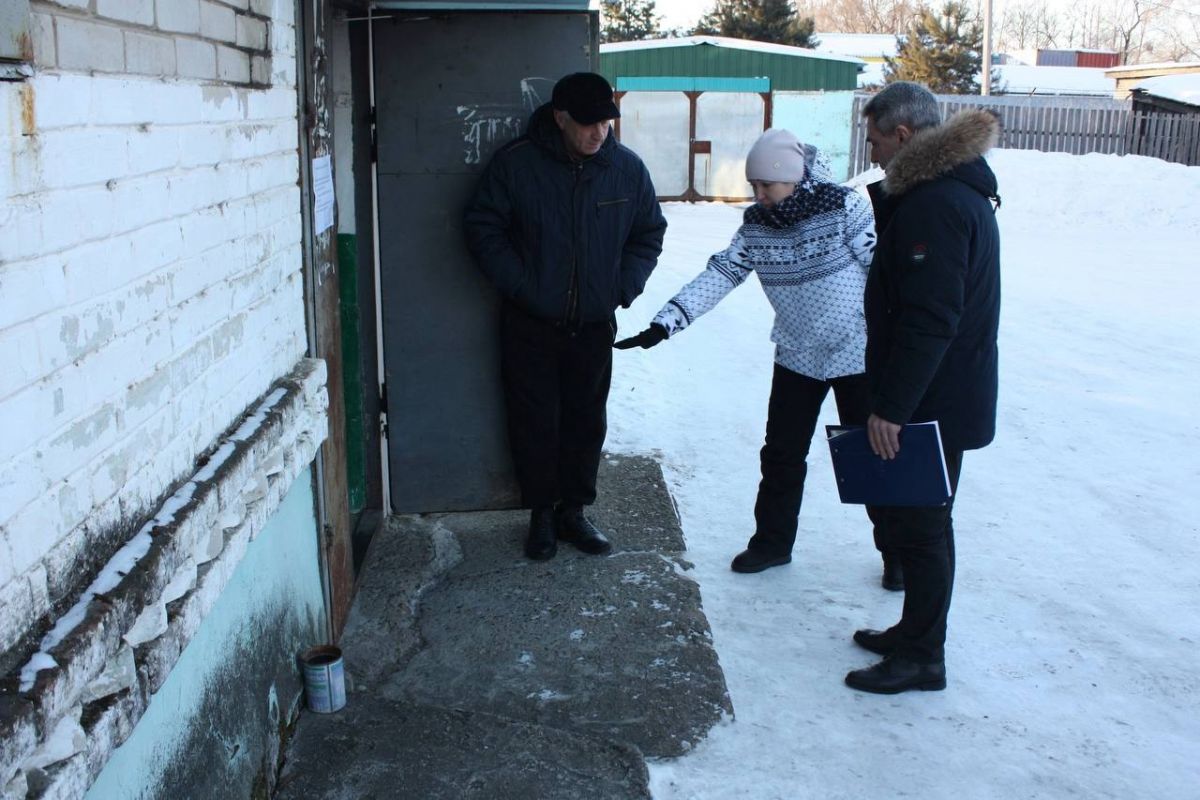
608,149,1200,799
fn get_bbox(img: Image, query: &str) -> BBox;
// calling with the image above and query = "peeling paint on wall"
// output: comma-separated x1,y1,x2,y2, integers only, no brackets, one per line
83,472,324,800
20,84,35,135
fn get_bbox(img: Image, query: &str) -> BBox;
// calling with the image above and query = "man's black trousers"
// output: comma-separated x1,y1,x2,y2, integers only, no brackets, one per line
500,304,615,510
874,450,964,664
748,364,884,556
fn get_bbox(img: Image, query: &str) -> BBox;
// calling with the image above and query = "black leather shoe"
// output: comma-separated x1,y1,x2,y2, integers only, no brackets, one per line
555,506,612,555
853,628,899,656
845,656,946,694
730,548,792,574
881,559,904,591
524,507,557,561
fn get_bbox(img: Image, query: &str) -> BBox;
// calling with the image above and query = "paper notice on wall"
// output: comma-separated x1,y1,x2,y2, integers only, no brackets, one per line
312,154,335,235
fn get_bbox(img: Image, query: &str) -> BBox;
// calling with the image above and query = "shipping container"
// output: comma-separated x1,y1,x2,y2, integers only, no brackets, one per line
1077,51,1121,69
1037,49,1076,67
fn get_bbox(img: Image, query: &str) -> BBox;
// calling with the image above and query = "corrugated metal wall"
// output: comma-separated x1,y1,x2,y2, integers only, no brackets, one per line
1036,49,1076,66
1078,51,1120,69
1035,49,1120,68
601,43,858,90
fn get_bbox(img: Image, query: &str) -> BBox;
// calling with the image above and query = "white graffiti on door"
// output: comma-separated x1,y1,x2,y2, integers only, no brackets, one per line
520,77,552,111
456,105,523,165
456,77,554,165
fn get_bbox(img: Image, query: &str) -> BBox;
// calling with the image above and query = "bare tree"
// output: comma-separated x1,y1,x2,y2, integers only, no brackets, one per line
1102,0,1160,60
994,0,1065,54
809,0,920,33
1057,0,1172,62
999,1,1039,49
1145,1,1200,60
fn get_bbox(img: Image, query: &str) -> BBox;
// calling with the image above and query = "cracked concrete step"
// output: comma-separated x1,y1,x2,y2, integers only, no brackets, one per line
275,697,651,800
277,455,731,797
381,545,728,759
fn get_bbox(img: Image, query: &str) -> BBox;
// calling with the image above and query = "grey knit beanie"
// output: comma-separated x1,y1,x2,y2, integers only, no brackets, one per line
744,128,807,183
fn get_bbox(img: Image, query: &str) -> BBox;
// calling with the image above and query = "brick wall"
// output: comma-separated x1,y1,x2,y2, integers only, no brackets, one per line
28,0,275,86
0,0,304,662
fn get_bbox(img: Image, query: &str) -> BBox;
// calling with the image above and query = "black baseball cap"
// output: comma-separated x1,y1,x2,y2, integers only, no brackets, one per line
552,72,621,125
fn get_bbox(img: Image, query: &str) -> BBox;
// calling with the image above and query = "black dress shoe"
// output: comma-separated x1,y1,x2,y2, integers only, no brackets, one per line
881,559,904,591
524,507,557,561
853,628,899,656
555,506,612,555
845,656,946,694
730,548,792,574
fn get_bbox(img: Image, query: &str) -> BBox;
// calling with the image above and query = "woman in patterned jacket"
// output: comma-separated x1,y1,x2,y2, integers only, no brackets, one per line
617,128,896,585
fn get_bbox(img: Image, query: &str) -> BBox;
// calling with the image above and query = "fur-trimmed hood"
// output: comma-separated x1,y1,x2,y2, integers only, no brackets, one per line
882,109,1000,198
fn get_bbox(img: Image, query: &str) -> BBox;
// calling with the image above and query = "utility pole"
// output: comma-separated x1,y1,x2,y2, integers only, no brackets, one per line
982,0,994,95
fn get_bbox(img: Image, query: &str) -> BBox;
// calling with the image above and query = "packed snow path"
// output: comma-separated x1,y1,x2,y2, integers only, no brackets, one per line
607,150,1200,799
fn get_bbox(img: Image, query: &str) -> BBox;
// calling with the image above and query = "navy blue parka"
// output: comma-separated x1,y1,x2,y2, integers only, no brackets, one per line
463,104,667,326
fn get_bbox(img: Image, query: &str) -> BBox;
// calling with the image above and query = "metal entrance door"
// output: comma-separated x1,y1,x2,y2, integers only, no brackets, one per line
373,13,594,512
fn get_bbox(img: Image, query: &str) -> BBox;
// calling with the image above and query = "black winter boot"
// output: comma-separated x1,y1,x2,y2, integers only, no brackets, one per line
845,656,946,694
881,558,904,591
730,547,792,574
525,507,557,561
853,627,900,656
555,505,612,555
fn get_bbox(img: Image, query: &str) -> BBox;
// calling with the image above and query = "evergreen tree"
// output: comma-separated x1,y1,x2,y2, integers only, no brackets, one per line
884,2,992,94
601,0,664,43
692,0,819,48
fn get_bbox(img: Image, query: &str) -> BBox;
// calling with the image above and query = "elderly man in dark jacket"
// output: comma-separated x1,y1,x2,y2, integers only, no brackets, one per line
846,81,1001,694
463,72,666,561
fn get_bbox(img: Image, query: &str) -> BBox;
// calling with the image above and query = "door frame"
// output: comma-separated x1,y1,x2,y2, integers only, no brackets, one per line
367,8,600,513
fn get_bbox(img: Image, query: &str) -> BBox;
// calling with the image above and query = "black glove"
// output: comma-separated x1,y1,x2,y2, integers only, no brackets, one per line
614,323,668,350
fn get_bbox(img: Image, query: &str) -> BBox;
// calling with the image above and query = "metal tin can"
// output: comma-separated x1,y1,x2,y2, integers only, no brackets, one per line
300,645,346,713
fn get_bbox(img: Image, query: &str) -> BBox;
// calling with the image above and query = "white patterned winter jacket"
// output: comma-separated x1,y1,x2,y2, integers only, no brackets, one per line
652,147,875,380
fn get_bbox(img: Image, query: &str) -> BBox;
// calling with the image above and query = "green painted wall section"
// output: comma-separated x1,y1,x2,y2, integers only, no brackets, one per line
601,43,859,91
85,470,326,799
338,233,367,515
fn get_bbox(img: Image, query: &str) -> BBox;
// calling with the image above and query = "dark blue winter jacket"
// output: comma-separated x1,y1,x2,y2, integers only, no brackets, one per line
463,104,667,325
865,110,1002,452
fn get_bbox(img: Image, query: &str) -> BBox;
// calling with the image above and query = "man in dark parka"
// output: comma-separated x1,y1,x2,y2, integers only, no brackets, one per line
847,81,1002,694
463,73,666,561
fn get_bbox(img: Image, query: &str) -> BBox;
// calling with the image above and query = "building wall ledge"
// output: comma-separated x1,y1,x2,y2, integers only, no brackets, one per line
1,357,328,799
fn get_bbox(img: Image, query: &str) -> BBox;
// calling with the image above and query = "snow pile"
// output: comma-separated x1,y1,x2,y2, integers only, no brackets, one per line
1134,73,1200,107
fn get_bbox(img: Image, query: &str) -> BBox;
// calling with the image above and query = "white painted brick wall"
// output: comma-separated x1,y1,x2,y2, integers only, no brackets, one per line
96,0,155,26
175,38,217,80
125,30,178,76
30,13,56,67
199,1,237,43
156,0,201,34
33,0,271,85
0,4,305,658
55,17,125,73
236,15,267,50
216,44,250,83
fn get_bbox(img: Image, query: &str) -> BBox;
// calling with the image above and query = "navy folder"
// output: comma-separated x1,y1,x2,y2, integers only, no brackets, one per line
825,421,952,506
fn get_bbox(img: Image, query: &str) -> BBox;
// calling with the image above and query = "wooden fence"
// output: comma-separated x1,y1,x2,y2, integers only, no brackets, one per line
848,93,1200,176
1127,109,1200,166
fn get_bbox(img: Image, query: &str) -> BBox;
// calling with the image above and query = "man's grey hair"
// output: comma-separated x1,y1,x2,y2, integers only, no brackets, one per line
862,81,941,134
